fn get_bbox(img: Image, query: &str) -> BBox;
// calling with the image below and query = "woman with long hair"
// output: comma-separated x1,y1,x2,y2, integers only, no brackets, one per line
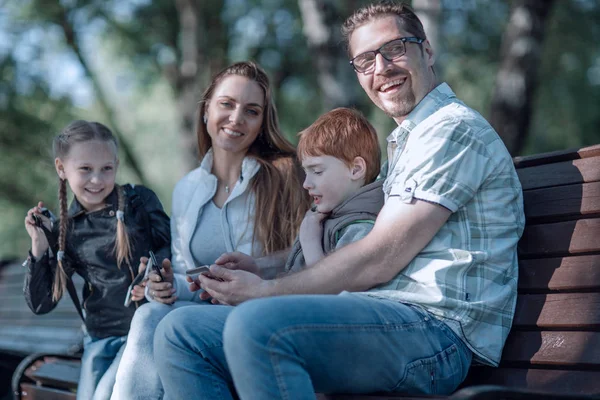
111,61,310,399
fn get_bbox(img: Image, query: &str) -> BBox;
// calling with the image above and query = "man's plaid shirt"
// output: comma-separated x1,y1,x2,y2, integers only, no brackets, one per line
365,83,525,366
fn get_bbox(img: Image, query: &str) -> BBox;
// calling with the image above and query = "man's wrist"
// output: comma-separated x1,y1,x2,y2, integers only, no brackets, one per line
259,278,277,298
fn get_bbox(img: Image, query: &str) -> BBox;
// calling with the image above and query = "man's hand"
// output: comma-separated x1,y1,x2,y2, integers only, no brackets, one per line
198,265,268,306
147,258,177,305
130,257,148,302
214,252,259,276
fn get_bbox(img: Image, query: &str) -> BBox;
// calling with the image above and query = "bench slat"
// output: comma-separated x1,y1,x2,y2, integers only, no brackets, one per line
513,144,600,169
519,255,600,292
501,331,600,367
513,293,600,329
316,394,444,399
464,367,600,394
523,181,600,222
20,383,76,400
517,156,600,191
518,218,600,258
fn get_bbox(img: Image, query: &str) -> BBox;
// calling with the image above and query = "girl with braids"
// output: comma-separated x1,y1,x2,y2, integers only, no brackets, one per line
111,61,310,400
23,120,171,400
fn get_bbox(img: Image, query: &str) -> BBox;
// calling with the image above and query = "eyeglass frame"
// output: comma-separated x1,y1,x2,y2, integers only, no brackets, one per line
350,36,425,73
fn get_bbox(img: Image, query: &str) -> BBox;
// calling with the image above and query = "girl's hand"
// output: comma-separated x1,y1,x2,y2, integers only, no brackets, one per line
131,257,149,302
24,201,50,258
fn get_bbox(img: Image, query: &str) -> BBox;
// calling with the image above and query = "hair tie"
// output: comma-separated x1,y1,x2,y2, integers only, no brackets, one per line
116,210,124,221
57,251,65,261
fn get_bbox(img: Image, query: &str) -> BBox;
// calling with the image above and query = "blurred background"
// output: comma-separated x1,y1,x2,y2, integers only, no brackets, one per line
1,0,600,262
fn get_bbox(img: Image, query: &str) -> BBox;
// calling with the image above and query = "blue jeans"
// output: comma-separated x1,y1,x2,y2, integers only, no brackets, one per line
78,334,127,400
154,293,472,400
110,300,203,400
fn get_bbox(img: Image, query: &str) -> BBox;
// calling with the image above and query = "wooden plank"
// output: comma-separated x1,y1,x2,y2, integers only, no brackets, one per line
20,383,76,400
463,368,600,394
512,293,600,329
25,357,80,389
518,218,600,258
501,331,600,367
316,394,443,400
518,255,600,292
517,156,600,191
523,182,600,222
514,144,600,169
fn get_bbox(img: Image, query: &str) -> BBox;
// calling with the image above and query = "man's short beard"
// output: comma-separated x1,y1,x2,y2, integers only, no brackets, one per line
383,92,416,119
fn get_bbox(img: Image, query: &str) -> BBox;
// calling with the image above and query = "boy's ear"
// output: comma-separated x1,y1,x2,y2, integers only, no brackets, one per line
55,158,66,180
350,156,367,182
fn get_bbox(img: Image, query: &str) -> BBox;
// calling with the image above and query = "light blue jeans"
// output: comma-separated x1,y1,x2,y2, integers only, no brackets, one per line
154,293,472,400
110,300,203,400
77,334,127,400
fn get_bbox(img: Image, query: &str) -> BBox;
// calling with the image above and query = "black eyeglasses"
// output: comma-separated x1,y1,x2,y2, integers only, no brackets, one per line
350,37,425,73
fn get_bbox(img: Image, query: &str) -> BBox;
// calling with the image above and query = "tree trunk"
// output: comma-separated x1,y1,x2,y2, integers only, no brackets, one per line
412,0,441,57
298,0,357,111
172,0,227,173
59,6,147,185
489,0,556,156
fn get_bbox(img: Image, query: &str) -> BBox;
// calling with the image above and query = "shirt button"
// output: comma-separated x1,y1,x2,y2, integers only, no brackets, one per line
109,210,115,217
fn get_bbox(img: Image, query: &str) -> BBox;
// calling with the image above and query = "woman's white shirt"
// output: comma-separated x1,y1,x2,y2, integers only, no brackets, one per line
167,149,262,301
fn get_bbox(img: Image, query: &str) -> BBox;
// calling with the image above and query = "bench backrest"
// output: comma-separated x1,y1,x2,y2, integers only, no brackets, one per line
464,144,600,395
0,263,83,357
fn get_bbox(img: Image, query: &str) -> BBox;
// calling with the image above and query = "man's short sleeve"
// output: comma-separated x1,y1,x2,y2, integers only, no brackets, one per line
388,117,494,212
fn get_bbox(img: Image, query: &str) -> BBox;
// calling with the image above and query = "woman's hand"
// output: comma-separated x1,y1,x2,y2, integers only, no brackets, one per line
24,201,50,258
147,258,177,305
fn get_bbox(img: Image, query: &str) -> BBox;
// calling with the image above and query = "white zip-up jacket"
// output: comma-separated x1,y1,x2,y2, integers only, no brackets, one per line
168,149,262,301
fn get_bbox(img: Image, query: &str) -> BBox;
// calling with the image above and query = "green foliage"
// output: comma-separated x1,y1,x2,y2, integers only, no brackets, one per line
2,0,600,260
527,0,600,154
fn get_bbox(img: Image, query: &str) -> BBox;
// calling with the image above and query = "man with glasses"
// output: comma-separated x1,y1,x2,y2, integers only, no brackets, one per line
153,2,525,398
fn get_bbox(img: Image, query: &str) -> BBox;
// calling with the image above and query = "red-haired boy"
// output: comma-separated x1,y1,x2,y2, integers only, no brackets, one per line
285,107,384,271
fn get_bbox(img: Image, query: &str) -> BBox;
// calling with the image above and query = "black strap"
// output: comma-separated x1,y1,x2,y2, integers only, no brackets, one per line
66,277,85,322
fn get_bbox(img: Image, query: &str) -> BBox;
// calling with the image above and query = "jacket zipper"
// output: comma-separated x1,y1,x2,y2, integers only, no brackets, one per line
83,282,92,312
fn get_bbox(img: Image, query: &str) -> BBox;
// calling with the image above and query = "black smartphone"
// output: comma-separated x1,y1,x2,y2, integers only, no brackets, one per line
149,250,163,282
32,207,52,228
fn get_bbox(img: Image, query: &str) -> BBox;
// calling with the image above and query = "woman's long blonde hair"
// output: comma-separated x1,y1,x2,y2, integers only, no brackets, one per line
52,120,131,301
197,61,310,254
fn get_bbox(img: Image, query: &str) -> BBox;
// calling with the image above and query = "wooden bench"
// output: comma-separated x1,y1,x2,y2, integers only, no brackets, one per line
319,145,600,399
7,145,600,399
0,261,83,399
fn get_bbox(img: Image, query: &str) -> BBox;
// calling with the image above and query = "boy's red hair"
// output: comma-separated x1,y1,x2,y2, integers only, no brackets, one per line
297,108,381,184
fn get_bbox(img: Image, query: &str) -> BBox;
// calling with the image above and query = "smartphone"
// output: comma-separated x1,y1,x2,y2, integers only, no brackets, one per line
32,207,53,228
148,250,163,282
185,265,210,279
124,271,146,307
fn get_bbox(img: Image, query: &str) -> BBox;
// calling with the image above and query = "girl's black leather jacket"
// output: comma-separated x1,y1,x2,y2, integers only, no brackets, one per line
23,184,171,339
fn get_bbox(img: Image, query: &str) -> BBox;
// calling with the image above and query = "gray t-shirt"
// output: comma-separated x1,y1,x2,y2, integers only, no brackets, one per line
189,201,228,266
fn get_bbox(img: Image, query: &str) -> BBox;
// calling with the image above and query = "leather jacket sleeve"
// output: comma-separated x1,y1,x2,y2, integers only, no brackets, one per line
23,224,63,315
135,186,171,263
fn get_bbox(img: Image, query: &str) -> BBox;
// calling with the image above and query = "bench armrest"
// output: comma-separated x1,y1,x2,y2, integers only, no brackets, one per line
450,385,600,400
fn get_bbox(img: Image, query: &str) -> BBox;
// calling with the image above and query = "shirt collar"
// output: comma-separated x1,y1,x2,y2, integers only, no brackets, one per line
68,186,118,217
386,82,456,144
